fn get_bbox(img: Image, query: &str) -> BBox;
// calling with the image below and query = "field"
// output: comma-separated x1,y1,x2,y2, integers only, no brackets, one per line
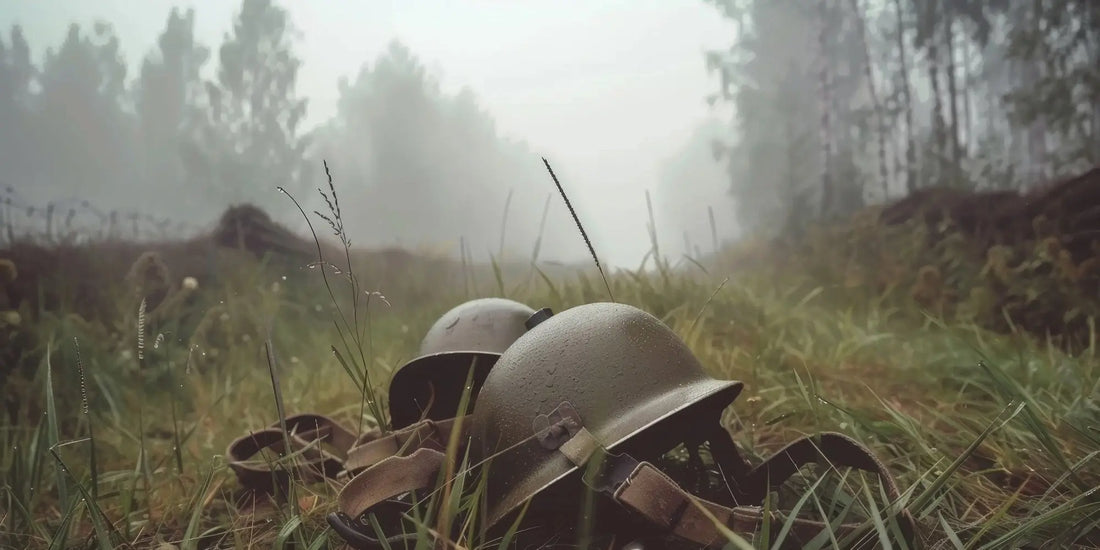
1,172,1099,549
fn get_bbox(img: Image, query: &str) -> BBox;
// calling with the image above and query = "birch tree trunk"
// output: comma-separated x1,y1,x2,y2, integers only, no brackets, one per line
892,0,916,193
927,2,947,187
817,0,834,217
945,7,962,172
962,33,973,159
849,0,890,200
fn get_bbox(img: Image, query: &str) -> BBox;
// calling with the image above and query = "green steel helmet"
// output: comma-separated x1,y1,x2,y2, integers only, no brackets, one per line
469,301,744,531
388,297,537,429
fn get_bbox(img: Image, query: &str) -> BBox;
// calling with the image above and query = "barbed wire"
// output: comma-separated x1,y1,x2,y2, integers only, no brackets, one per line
1,184,209,248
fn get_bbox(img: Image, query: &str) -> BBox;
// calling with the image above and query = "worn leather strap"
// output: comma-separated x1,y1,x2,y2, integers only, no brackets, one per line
335,418,473,516
606,432,916,548
342,416,466,477
539,410,914,549
228,411,471,494
325,406,917,548
742,432,903,504
227,413,362,494
329,439,475,550
327,417,476,549
338,447,448,519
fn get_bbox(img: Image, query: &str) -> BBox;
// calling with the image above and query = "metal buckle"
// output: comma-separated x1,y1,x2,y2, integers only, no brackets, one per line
532,401,583,450
327,510,423,550
532,402,641,496
582,447,641,496
326,512,378,550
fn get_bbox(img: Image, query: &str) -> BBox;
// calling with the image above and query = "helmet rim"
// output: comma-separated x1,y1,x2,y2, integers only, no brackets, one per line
388,350,502,429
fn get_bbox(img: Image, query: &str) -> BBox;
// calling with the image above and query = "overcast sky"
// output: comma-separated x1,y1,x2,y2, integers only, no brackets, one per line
1,0,737,267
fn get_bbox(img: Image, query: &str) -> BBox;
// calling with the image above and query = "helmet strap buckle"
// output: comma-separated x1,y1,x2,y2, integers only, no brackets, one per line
580,446,641,496
533,401,584,450
533,402,644,498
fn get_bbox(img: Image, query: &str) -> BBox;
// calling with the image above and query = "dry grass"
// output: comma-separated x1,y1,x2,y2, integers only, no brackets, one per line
1,175,1098,549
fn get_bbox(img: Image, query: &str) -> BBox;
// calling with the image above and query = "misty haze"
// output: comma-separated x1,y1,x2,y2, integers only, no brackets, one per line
1,1,1098,549
1,0,741,267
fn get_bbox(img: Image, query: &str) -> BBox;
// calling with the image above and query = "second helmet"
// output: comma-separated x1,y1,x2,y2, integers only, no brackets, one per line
387,297,536,429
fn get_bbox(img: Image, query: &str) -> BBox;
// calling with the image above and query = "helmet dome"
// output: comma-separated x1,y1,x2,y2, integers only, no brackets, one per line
388,297,536,429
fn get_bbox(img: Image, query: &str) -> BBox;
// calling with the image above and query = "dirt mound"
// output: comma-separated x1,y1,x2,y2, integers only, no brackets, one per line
881,165,1100,262
211,204,317,261
879,165,1100,351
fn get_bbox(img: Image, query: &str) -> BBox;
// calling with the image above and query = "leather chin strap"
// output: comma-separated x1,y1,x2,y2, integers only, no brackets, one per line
226,412,471,549
226,413,363,495
341,417,461,478
543,401,918,550
240,409,918,549
331,447,450,546
329,421,473,550
600,429,918,549
226,414,460,496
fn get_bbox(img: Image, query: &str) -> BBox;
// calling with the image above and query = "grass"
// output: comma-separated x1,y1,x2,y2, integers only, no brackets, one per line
0,168,1098,549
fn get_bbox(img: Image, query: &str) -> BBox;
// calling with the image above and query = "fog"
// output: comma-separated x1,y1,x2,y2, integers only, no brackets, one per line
0,0,740,268
5,0,1096,270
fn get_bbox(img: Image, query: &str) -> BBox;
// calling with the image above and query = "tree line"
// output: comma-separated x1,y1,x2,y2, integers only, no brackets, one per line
703,0,1100,236
0,0,561,258
3,0,1095,253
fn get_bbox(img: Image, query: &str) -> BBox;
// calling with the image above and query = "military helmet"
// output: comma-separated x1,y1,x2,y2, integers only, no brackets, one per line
332,301,914,548
469,301,744,529
388,297,536,429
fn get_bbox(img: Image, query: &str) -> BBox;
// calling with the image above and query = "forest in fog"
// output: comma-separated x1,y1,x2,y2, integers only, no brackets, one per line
0,0,1097,258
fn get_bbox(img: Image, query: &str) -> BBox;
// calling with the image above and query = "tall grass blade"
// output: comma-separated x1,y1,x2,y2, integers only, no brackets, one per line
709,205,718,254
331,344,364,388
44,344,68,511
170,394,184,475
48,448,116,550
645,189,660,262
181,463,215,550
529,193,552,269
912,401,1024,515
976,360,1086,491
771,471,827,548
937,511,966,550
683,254,710,275
533,265,562,304
264,336,303,538
275,515,304,550
495,498,531,550
689,276,729,336
460,236,470,298
46,496,79,550
490,253,507,297
977,488,1100,549
499,187,513,260
541,157,614,302
72,337,98,502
